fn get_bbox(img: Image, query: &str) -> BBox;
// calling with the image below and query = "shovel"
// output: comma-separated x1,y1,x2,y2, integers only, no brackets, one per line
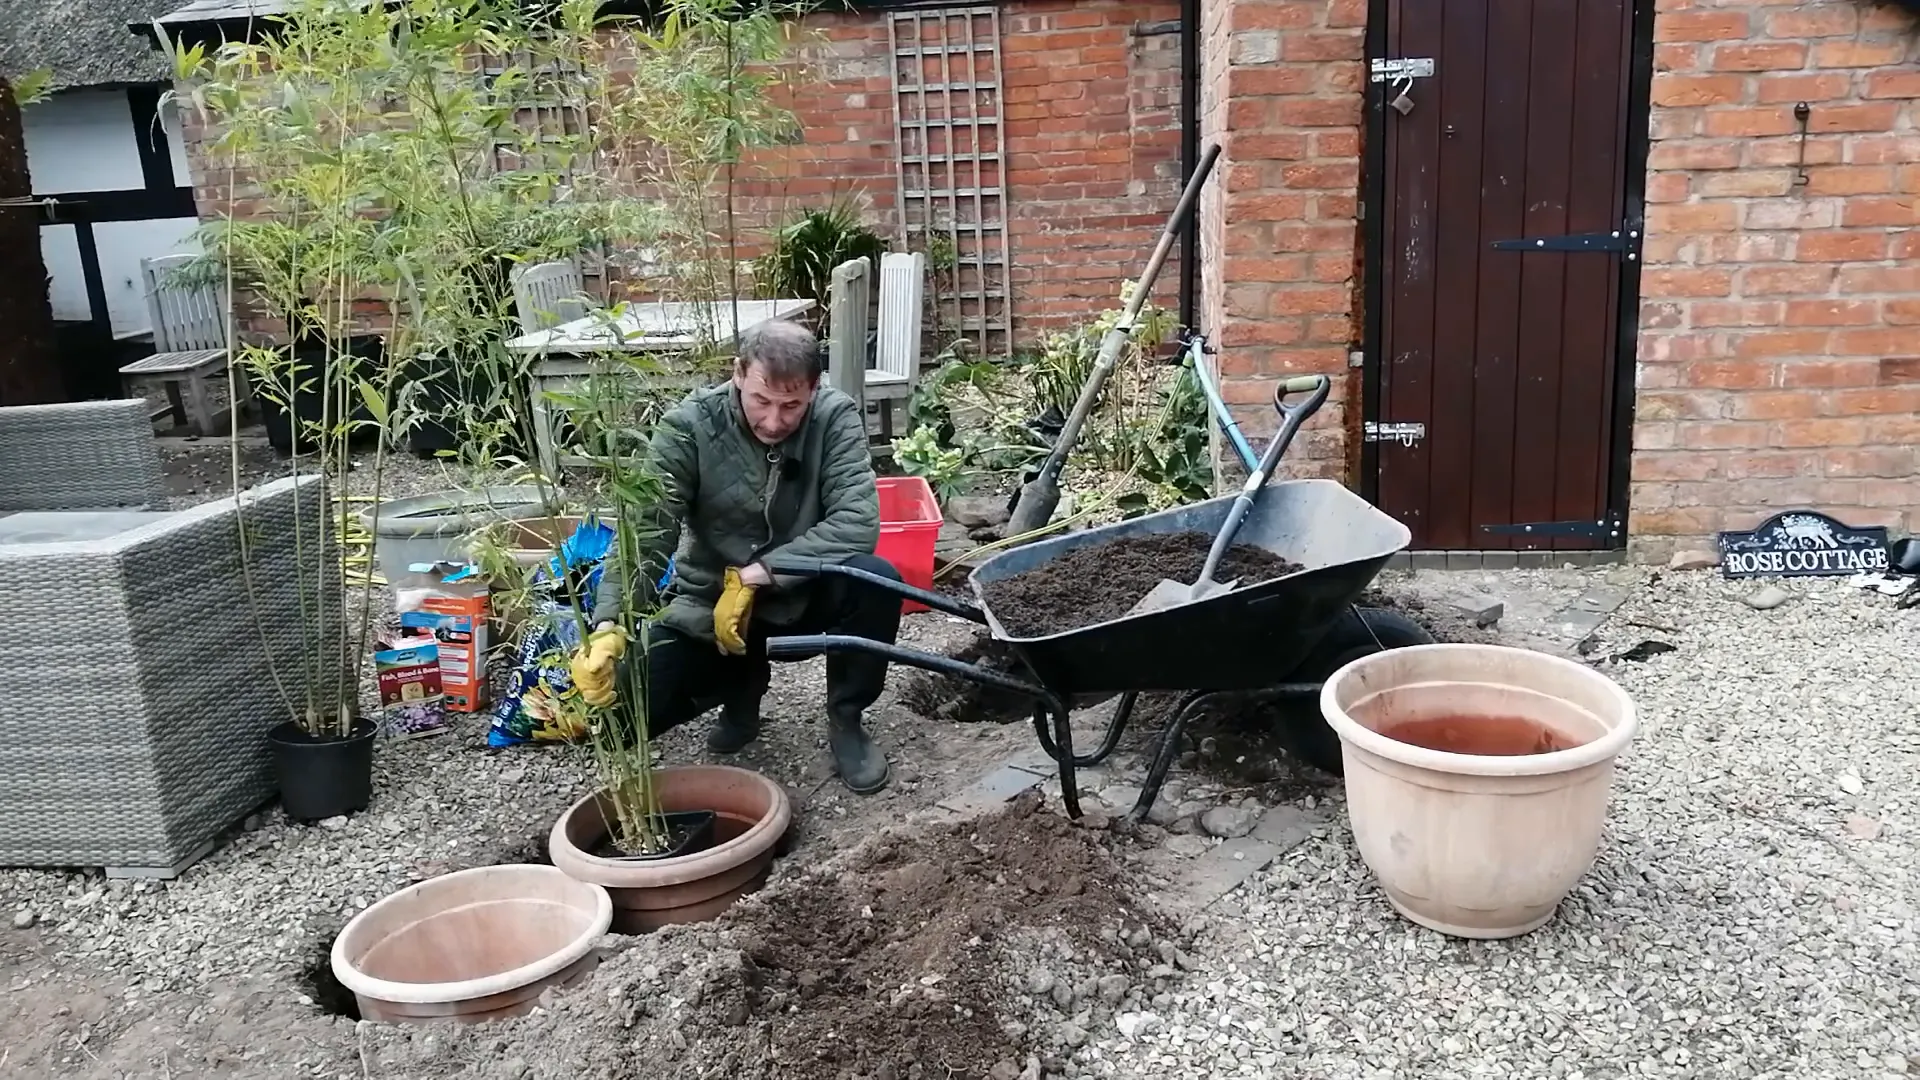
1126,374,1332,618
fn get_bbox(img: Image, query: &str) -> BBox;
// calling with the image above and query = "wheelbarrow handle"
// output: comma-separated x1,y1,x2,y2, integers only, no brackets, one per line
761,558,986,623
763,634,1060,708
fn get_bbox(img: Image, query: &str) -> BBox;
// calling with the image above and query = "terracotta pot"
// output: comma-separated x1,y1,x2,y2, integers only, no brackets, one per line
547,764,792,933
1319,643,1637,940
331,864,611,1024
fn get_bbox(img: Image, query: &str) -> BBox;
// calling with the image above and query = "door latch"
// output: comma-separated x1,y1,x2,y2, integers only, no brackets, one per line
1369,57,1435,83
1364,422,1426,447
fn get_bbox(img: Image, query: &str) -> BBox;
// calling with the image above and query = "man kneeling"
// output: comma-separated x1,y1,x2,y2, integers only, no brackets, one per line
582,319,900,793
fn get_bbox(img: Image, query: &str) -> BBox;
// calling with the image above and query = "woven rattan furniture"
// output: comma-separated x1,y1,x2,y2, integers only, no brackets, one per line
0,399,169,513
0,472,344,877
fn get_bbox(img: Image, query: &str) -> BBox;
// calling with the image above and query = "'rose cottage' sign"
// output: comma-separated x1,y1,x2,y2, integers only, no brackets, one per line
1716,511,1890,579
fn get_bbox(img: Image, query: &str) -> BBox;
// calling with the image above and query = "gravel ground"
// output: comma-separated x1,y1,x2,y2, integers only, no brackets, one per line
8,439,1917,1079
1072,568,1920,1080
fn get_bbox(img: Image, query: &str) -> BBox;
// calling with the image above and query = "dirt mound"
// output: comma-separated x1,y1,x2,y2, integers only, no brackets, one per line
979,531,1301,638
895,630,1035,724
362,794,1158,1080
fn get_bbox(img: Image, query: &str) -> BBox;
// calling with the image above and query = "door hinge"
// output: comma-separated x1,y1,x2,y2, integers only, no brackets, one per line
1480,513,1624,542
1370,57,1436,82
1364,421,1425,446
1490,229,1642,261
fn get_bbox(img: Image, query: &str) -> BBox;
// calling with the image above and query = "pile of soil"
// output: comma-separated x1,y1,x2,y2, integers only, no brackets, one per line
362,794,1155,1080
896,630,1035,724
980,531,1302,638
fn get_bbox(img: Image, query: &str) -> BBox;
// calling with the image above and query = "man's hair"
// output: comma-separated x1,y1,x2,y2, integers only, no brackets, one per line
735,319,822,386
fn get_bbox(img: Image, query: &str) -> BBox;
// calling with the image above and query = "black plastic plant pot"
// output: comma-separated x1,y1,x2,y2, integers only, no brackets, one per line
260,334,386,455
268,718,377,823
602,809,718,862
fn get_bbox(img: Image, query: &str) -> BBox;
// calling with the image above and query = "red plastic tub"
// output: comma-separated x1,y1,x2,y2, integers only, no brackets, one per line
874,476,943,615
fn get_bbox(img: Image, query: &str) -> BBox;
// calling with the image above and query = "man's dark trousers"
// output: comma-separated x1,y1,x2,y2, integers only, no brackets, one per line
617,552,903,763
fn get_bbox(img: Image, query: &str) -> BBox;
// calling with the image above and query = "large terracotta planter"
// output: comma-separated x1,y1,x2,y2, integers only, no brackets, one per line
1320,643,1637,939
331,864,611,1024
548,764,792,933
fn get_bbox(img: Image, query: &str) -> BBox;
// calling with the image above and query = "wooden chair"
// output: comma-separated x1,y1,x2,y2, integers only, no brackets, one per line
825,256,872,419
868,251,925,441
510,258,589,333
118,255,237,437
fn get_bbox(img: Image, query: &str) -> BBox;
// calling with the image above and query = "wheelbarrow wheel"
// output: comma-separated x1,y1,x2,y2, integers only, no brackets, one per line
1274,606,1435,776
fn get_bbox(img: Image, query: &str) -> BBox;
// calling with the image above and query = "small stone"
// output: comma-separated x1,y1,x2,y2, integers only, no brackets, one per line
946,496,1011,529
1838,773,1866,796
319,815,350,831
242,814,265,832
500,1058,529,1079
1200,806,1259,839
1668,549,1718,570
1025,969,1057,996
989,1061,1021,1080
1845,814,1881,840
1164,834,1210,858
1743,585,1791,611
1095,974,1131,1002
1124,927,1151,950
1072,976,1097,1002
12,910,34,930
1452,592,1505,628
1049,982,1072,1009
1100,785,1145,813
1115,1011,1162,1039
1056,1022,1088,1048
1020,1055,1042,1080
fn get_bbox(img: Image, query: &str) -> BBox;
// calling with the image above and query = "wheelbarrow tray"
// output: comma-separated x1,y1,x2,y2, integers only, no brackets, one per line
967,477,1411,695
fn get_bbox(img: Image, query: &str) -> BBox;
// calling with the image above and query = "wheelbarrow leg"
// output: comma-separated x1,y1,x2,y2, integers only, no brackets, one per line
1032,691,1138,768
1041,703,1082,820
1130,690,1212,825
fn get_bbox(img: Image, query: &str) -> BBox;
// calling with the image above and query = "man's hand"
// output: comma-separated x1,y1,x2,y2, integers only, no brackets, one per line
713,564,765,655
570,627,628,709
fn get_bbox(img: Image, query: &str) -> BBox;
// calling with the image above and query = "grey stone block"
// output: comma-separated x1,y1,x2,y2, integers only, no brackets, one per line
1445,552,1482,571
1479,551,1518,570
938,763,1044,816
1410,551,1447,571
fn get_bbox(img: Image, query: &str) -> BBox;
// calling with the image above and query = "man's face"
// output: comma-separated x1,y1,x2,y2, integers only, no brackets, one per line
734,361,816,446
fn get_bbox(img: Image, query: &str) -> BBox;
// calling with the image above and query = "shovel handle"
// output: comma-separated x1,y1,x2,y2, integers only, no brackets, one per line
1194,374,1333,589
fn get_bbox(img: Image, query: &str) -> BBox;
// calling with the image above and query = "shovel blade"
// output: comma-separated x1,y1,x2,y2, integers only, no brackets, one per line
1124,575,1239,619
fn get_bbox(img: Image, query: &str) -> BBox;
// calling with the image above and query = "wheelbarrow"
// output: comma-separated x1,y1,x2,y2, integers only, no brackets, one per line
765,375,1429,822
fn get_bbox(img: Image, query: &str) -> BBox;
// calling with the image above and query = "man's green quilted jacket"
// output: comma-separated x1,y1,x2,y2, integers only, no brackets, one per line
591,381,880,641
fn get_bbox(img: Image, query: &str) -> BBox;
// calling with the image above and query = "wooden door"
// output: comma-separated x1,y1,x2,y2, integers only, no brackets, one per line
1371,0,1641,551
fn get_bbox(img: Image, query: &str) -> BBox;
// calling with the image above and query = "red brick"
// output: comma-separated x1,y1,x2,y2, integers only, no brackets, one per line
1266,286,1349,316
1755,73,1854,104
1655,11,1750,42
1802,165,1895,196
1634,452,1721,482
1274,97,1359,126
1227,66,1317,96
1677,421,1769,449
1826,448,1919,477
1646,202,1739,232
1692,301,1783,327
1885,299,1920,325
1798,233,1889,261
1772,418,1866,447
1326,0,1366,28
1653,74,1745,107
1279,162,1358,188
1731,330,1831,358
1858,68,1920,102
1229,132,1311,159
1645,172,1690,202
1848,134,1920,165
1648,141,1741,170
1835,328,1920,355
1654,44,1701,73
1697,169,1796,198
1809,103,1904,133
1878,358,1920,384
1839,386,1920,414
1783,299,1879,326
1280,32,1361,62
1729,392,1824,420
1812,40,1910,68
1740,265,1835,295
1710,42,1808,72
1230,1,1318,30
1781,358,1881,387
1765,6,1858,37
1722,451,1811,479
1841,197,1920,228
1639,391,1729,420
1702,107,1800,138
1642,268,1735,298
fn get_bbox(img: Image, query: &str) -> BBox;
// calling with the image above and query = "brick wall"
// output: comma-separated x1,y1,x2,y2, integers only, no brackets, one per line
1196,0,1366,480
175,0,1182,349
1632,0,1920,559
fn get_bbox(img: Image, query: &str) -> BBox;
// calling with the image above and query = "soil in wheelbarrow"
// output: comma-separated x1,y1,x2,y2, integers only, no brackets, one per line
980,530,1302,638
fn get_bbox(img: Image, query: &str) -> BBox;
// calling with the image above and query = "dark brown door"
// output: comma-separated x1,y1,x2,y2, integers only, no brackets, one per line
1372,0,1639,550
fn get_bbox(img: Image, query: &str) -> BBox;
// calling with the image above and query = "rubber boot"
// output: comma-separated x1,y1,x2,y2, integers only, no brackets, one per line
706,701,762,754
828,714,890,794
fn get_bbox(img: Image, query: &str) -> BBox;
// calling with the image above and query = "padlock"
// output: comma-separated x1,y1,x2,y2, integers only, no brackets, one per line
1389,78,1414,115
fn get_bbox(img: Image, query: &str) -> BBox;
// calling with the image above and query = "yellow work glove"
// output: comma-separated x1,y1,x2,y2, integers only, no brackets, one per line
713,566,759,656
569,627,628,709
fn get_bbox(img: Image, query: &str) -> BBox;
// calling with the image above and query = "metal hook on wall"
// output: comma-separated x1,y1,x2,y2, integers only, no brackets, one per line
1791,102,1812,188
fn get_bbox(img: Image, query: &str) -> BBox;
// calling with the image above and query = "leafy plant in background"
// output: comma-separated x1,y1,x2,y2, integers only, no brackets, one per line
892,425,969,501
754,196,887,326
